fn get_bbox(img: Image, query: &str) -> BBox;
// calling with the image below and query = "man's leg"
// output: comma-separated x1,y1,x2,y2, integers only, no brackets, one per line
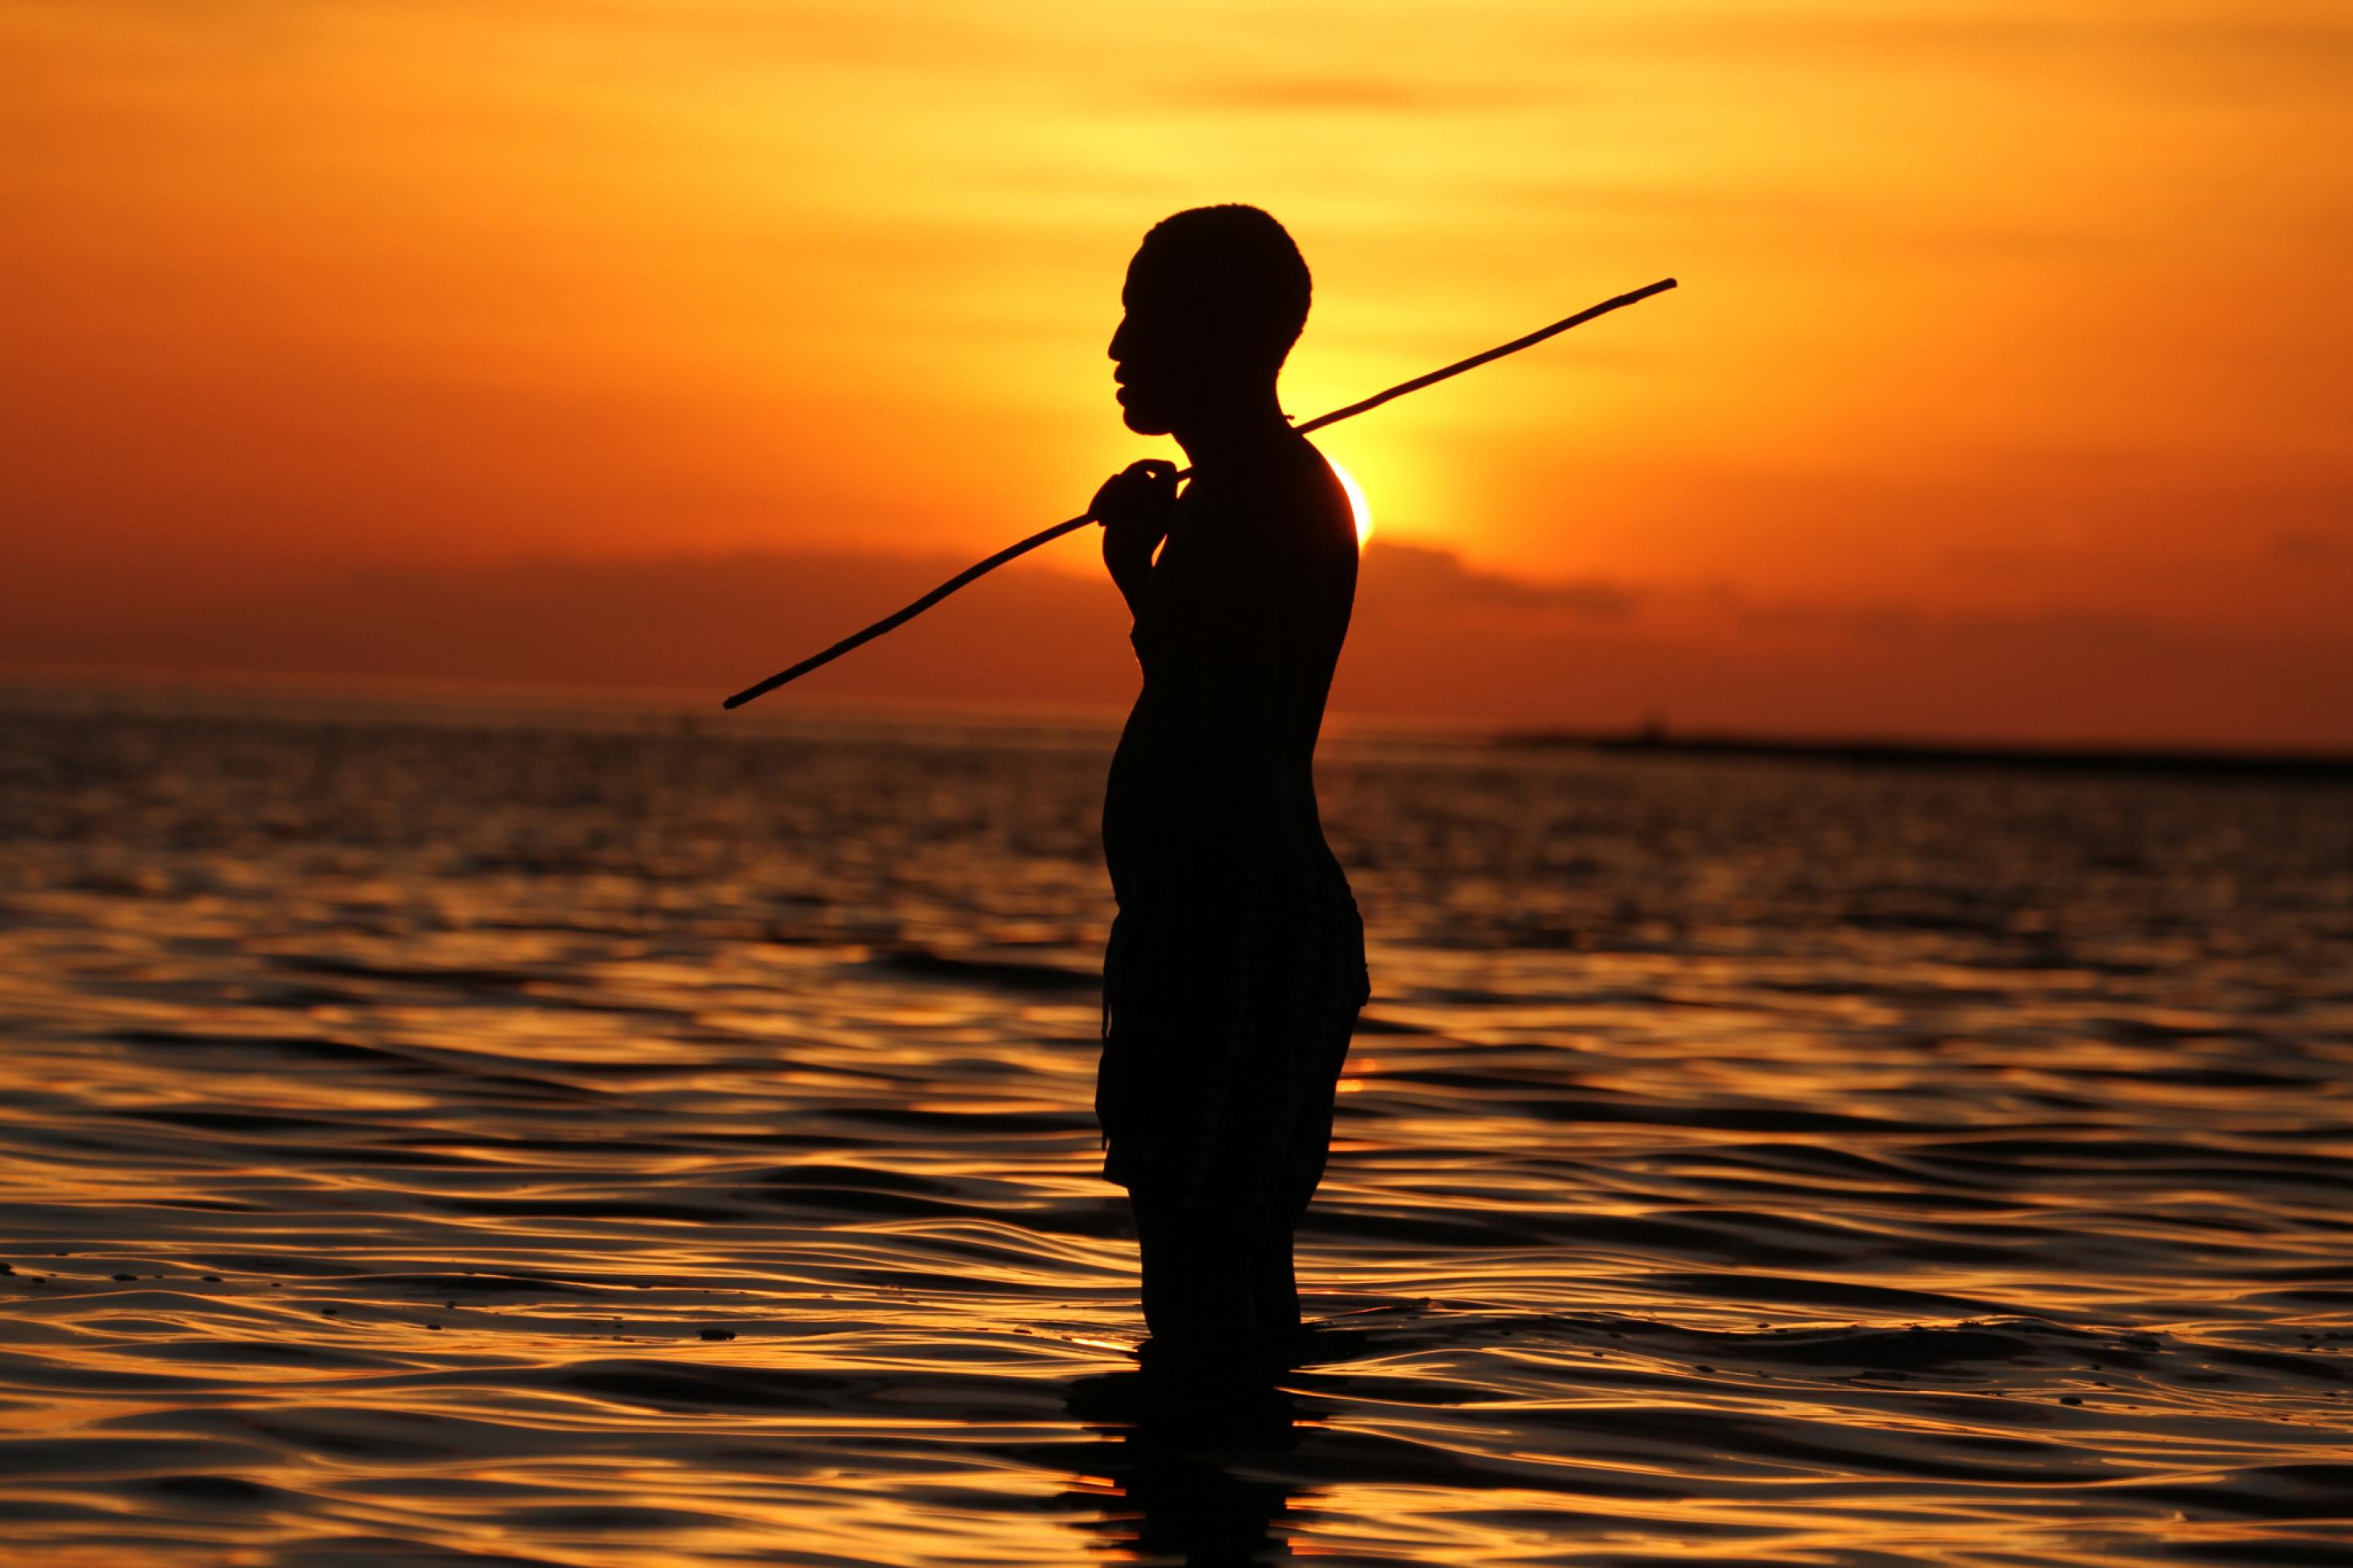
1130,1187,1259,1346
1248,1223,1299,1336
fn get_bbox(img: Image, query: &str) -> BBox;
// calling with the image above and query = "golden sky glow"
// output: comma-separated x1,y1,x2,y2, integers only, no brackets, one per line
5,1,2349,742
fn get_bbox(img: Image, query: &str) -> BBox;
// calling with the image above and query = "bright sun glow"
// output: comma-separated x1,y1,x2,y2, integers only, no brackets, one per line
1329,459,1372,547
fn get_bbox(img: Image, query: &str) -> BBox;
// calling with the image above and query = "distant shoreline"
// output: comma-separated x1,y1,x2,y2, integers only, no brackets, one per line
1495,728,2353,781
6,670,2351,777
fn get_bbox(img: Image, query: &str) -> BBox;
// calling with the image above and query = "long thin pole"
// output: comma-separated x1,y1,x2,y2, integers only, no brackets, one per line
721,275,1676,710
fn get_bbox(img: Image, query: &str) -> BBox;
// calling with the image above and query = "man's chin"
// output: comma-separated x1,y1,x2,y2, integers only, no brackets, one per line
1119,407,1174,436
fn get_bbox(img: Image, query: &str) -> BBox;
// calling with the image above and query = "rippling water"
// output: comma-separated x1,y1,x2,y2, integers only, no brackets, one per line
3,682,2351,1566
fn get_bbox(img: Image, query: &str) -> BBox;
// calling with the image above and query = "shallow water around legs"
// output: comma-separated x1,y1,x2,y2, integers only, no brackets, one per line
2,686,2351,1566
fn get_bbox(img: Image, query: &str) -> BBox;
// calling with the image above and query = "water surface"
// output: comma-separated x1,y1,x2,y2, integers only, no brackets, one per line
2,684,2350,1566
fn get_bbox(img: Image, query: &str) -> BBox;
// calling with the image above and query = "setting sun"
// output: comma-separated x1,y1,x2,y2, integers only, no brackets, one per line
1330,458,1373,547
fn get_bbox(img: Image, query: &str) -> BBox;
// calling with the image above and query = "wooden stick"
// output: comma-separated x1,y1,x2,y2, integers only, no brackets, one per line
721,276,1676,709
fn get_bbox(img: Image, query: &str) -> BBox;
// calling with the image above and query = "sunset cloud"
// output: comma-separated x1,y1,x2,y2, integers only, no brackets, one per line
1359,543,1640,620
7,542,2344,748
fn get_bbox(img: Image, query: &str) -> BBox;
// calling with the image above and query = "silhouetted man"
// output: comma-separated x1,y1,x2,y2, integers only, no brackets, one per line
1090,205,1370,1355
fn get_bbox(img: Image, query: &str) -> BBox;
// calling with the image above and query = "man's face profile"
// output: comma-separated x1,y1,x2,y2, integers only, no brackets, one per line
1106,207,1309,438
1107,254,1195,437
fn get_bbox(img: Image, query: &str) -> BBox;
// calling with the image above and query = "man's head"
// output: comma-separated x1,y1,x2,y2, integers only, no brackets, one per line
1109,204,1311,436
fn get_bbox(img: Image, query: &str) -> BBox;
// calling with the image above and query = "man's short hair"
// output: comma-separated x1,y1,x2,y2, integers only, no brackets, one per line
1134,204,1312,367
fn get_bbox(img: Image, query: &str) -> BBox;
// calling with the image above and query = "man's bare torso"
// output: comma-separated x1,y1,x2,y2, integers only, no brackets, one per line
1102,432,1358,912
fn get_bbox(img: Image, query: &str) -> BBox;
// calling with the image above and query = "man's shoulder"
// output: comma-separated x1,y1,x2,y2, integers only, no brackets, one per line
1187,443,1354,552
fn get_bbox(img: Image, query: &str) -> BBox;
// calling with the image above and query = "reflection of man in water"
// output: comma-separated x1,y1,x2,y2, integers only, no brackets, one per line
1091,205,1370,1353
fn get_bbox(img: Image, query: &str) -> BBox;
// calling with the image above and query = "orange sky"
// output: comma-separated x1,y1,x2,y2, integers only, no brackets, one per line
6,1,2349,744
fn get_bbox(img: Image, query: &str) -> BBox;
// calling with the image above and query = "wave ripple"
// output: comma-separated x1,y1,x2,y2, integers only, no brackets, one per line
2,690,2350,1566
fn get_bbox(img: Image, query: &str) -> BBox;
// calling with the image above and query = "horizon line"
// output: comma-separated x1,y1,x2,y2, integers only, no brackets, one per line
6,663,2349,774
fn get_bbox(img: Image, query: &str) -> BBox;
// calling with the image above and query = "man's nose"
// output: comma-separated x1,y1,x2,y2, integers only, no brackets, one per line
1107,316,1128,360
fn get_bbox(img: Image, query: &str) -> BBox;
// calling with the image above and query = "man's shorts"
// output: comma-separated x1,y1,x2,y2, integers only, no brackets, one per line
1096,867,1370,1233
